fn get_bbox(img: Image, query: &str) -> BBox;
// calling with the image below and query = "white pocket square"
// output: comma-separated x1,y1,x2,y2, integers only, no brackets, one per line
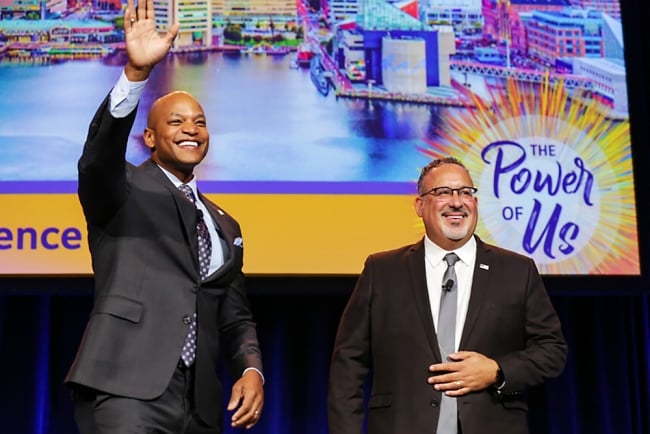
233,237,243,247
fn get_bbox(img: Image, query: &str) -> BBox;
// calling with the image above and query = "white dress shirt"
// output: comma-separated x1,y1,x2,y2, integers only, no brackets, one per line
158,167,225,275
424,235,477,351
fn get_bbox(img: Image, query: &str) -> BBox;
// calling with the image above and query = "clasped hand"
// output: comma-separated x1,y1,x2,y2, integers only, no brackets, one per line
427,351,499,396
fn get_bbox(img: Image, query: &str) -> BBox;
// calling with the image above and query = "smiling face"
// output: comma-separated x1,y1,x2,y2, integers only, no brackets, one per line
143,91,209,183
414,162,478,251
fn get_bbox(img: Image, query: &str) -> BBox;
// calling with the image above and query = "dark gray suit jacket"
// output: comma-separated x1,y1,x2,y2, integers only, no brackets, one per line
65,96,263,428
328,236,567,434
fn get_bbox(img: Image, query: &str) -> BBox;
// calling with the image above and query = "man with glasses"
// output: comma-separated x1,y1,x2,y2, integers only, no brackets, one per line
328,157,567,434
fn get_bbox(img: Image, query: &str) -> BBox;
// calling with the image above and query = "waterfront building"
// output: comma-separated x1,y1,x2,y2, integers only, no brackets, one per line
0,19,115,43
154,0,212,48
473,45,506,64
574,57,626,113
212,0,296,20
421,0,483,31
93,0,123,11
389,0,419,19
525,8,604,63
600,11,622,59
569,0,619,19
382,37,428,93
211,0,296,31
337,29,365,78
334,0,456,91
356,0,427,29
0,18,117,63
0,0,40,19
324,0,361,22
482,0,569,53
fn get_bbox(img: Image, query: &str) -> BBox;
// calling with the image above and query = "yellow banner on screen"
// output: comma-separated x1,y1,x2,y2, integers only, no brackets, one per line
0,194,422,275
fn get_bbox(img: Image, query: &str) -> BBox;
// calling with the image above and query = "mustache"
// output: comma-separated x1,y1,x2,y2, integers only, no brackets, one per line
441,207,469,216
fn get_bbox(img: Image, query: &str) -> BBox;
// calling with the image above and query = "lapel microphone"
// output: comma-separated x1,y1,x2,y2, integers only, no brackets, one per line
442,279,454,292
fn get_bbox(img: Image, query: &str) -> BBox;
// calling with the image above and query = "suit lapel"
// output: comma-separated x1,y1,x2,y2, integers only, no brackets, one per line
199,193,235,280
140,160,236,283
459,237,492,349
141,160,200,273
198,192,231,248
406,239,441,360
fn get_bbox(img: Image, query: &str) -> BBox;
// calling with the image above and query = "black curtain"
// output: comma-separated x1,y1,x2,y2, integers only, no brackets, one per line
0,277,649,434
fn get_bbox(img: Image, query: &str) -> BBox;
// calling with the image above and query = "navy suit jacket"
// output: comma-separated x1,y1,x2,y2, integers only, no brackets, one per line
65,96,263,428
328,236,567,434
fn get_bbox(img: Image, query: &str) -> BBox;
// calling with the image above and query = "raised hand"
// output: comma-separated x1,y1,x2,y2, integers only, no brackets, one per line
123,0,180,81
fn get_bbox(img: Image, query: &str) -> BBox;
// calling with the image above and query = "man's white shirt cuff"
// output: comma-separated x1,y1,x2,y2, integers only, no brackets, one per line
243,367,265,384
109,70,147,118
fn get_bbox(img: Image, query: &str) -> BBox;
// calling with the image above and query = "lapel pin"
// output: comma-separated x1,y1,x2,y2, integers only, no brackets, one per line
479,263,489,270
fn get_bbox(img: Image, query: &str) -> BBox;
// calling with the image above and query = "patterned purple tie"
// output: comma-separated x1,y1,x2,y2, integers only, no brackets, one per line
178,184,212,366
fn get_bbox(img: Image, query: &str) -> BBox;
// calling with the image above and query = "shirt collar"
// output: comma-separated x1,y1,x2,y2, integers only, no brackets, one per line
157,165,199,197
423,234,477,267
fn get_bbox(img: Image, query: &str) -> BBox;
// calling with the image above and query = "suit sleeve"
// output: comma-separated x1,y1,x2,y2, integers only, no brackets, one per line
218,229,263,377
328,255,374,434
77,95,137,226
495,257,567,394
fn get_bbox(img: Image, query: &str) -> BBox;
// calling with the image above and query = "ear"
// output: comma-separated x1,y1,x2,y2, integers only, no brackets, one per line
414,196,424,217
143,128,155,150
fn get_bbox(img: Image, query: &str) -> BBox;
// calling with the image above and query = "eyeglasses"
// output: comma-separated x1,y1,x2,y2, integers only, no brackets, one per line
419,186,478,200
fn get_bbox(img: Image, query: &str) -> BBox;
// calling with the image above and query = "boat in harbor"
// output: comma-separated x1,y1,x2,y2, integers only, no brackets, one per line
241,44,290,56
295,42,316,67
309,54,332,96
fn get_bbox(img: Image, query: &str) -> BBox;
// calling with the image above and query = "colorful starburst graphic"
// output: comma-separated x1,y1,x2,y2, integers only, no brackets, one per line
421,78,639,275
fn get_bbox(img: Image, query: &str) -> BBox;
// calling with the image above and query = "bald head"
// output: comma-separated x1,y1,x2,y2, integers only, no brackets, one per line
143,90,210,183
148,91,203,128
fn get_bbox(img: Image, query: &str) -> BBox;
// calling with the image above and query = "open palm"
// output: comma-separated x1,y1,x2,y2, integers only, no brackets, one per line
123,0,179,71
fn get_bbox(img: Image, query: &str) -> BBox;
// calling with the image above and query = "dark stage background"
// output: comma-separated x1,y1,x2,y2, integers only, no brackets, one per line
0,277,649,434
2,1,650,432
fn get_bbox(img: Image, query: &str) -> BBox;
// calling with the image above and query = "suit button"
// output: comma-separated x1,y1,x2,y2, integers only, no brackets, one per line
430,399,439,408
182,315,192,325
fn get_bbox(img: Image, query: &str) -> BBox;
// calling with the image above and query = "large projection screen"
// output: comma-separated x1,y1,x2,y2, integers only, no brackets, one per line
0,0,644,277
